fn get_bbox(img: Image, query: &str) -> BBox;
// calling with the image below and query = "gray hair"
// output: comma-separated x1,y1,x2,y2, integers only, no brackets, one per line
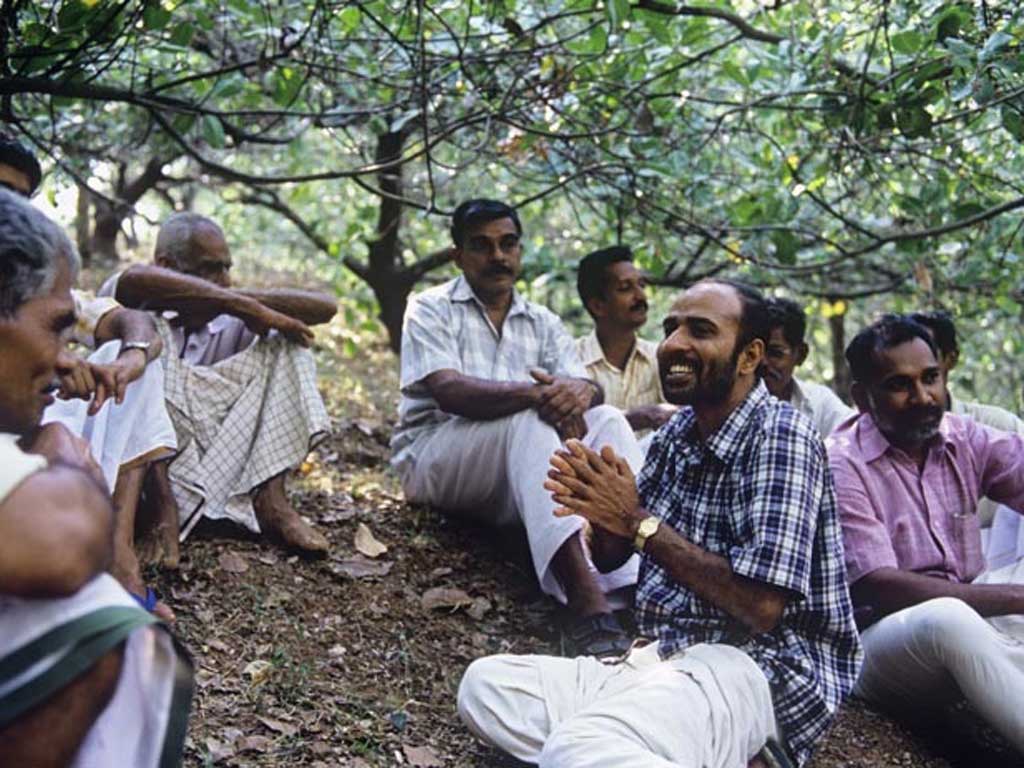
155,211,221,265
0,188,79,317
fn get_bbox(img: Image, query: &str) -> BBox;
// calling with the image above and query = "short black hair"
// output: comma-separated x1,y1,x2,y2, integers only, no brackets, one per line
845,314,939,384
0,133,42,196
450,199,521,248
765,297,807,348
703,278,771,351
909,310,958,356
577,245,633,315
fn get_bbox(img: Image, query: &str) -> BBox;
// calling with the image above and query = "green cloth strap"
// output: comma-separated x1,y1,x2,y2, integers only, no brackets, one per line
0,605,156,729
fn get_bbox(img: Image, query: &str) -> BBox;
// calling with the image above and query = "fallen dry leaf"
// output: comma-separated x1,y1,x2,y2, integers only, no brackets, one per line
243,659,273,685
236,734,273,753
331,556,393,579
421,586,473,611
354,522,388,558
205,736,236,762
218,551,249,573
404,744,444,767
257,716,298,737
467,596,492,620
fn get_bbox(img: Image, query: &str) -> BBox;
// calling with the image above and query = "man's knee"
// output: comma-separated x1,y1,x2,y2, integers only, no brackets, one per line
911,597,991,651
539,719,602,768
456,656,506,732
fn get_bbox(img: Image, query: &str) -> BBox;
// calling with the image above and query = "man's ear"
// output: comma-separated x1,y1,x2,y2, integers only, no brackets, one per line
451,246,464,270
738,338,764,376
795,342,809,367
850,381,870,413
587,296,608,320
944,348,960,372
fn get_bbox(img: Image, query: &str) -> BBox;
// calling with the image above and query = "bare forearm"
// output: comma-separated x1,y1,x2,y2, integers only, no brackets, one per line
645,524,787,633
236,288,337,326
625,404,676,431
114,265,248,318
94,308,163,361
426,370,539,420
853,568,1024,621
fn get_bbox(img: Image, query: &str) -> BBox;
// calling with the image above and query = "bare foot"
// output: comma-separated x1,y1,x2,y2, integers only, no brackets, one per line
110,546,175,623
253,474,328,555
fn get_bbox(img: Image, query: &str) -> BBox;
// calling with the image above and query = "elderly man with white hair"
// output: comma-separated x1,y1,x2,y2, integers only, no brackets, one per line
0,188,192,767
100,212,337,555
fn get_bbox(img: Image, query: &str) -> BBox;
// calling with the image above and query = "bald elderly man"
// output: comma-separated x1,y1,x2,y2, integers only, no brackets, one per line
100,212,337,555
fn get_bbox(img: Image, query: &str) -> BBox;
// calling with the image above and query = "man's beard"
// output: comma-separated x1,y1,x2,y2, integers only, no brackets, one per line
662,343,741,407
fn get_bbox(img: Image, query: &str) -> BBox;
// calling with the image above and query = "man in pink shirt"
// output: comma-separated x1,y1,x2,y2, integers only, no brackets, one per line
827,314,1024,754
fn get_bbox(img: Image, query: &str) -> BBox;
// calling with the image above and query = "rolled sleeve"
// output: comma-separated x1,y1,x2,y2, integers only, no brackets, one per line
830,455,899,583
399,294,462,389
729,423,822,600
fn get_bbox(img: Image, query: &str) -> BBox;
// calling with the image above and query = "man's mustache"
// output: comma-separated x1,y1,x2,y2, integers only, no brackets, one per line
484,264,515,277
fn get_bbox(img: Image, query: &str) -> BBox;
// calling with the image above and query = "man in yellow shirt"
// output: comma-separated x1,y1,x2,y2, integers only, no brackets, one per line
575,246,675,443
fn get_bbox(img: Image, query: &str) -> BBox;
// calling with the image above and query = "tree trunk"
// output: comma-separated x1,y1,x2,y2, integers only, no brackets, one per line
91,202,122,263
366,130,410,353
74,183,91,264
829,308,851,403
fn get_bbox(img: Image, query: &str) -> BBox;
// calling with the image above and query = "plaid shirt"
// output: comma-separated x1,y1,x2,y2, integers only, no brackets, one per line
635,382,861,766
391,276,586,467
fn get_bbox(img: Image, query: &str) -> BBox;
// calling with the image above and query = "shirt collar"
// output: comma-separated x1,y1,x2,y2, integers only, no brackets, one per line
450,275,530,318
702,380,771,464
577,331,605,366
857,410,956,463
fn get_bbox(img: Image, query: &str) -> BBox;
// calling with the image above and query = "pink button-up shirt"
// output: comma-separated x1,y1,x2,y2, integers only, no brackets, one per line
827,412,1024,584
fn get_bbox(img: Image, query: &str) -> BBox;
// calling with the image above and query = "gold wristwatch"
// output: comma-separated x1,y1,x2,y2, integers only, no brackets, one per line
633,515,661,552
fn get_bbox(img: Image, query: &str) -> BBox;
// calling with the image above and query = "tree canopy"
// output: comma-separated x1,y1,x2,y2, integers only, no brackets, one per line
3,0,1023,405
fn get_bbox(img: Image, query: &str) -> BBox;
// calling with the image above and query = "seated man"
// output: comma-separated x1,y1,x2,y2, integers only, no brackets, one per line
828,315,1024,753
0,188,192,767
911,309,1024,568
763,297,852,436
392,199,644,656
575,245,675,443
100,212,337,554
1,135,178,612
458,280,861,768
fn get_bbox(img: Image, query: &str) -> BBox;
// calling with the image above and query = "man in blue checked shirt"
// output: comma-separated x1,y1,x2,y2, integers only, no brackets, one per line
458,279,861,768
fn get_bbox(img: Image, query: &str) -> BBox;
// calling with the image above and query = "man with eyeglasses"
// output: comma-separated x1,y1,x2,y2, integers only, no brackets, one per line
392,199,643,657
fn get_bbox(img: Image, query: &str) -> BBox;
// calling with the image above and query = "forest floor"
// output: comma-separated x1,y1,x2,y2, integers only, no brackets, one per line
139,316,1021,768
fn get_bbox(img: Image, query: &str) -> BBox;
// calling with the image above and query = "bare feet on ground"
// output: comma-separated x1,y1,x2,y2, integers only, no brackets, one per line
110,545,175,623
253,474,329,555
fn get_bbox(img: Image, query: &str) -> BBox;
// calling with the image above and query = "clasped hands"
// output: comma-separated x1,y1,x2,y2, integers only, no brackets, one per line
543,439,645,541
529,368,595,440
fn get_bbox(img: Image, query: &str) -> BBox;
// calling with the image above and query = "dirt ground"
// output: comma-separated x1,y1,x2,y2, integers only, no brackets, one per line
145,329,1020,768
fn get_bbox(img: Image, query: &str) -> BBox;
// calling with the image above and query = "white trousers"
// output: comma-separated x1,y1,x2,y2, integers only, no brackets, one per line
399,405,643,603
43,341,177,493
855,558,1024,752
457,642,777,767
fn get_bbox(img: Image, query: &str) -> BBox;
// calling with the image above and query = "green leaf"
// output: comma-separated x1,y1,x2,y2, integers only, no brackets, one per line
896,106,932,138
201,115,225,148
273,66,302,106
142,2,172,30
169,21,193,47
980,31,1013,62
890,31,923,55
1001,106,1024,142
607,0,630,27
57,1,91,31
339,6,360,33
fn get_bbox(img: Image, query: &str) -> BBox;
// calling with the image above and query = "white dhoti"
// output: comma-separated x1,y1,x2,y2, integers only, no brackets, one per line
854,557,1024,752
0,574,193,767
457,642,778,767
155,320,330,539
397,405,642,603
42,340,177,493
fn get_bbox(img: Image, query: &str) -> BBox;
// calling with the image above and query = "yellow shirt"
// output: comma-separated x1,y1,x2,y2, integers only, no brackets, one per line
0,433,46,503
575,331,665,411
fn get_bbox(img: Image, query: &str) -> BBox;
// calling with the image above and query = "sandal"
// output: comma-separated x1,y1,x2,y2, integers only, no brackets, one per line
129,586,175,623
563,613,632,659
